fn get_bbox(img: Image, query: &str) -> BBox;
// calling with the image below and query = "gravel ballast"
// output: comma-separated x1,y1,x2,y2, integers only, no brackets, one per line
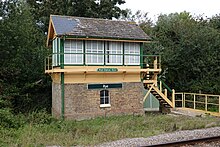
96,127,220,147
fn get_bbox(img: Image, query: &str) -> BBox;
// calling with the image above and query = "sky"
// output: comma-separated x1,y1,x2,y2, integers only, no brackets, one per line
120,0,220,21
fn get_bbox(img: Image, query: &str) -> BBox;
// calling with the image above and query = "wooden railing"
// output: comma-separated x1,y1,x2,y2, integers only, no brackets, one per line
175,92,220,114
158,79,175,108
45,53,161,71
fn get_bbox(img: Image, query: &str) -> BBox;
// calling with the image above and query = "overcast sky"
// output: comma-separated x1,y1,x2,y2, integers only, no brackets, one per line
120,0,220,21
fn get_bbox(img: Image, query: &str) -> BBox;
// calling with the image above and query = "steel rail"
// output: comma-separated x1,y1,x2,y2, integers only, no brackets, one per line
140,135,220,147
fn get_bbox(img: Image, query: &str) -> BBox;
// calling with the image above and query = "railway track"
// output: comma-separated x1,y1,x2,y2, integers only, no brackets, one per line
142,136,220,147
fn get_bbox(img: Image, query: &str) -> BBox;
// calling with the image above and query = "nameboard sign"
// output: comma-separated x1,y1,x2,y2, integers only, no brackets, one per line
97,68,118,72
88,83,122,89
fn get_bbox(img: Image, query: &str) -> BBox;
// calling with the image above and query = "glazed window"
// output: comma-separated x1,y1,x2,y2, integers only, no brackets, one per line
52,38,60,66
100,90,111,107
124,42,140,65
86,40,104,65
106,41,123,65
64,40,83,64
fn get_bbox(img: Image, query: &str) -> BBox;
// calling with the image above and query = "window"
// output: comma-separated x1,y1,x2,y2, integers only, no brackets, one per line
106,42,123,65
100,90,110,107
124,42,140,65
64,40,83,64
52,38,60,66
86,40,104,65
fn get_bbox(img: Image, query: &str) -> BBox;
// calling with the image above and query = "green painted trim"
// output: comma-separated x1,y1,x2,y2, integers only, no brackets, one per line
56,38,59,65
61,73,65,120
104,41,106,66
140,42,144,69
97,68,118,72
60,39,64,69
62,64,138,66
60,38,65,120
88,83,122,89
64,35,150,42
83,40,86,65
158,78,172,93
122,42,125,66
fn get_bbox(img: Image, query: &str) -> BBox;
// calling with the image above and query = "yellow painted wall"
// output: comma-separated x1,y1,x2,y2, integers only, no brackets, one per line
51,66,141,84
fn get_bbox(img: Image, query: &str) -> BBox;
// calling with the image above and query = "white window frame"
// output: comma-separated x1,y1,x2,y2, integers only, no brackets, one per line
100,90,111,108
52,38,58,66
106,41,123,65
86,40,104,65
64,40,83,64
124,42,140,65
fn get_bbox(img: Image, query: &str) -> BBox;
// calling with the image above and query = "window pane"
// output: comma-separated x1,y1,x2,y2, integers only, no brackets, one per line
100,90,105,97
100,98,104,104
100,90,110,105
106,41,122,65
105,97,109,104
86,41,104,64
124,42,140,65
64,40,83,64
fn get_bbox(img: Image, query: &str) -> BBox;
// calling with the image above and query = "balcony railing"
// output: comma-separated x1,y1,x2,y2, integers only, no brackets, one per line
45,53,161,72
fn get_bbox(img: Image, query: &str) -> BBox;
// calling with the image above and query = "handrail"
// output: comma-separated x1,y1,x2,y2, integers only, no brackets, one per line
47,52,160,57
158,78,172,93
45,53,161,71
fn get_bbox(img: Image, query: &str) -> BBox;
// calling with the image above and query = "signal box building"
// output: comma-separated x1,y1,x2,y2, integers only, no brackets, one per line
46,15,173,120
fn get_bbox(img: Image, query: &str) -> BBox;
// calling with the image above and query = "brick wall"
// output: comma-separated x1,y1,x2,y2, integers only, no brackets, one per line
52,82,144,120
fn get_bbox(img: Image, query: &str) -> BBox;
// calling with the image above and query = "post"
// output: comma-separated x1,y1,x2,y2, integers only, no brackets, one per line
205,95,207,111
193,94,196,109
172,89,175,108
181,93,183,108
164,89,167,97
219,96,220,114
154,56,157,69
60,38,65,120
160,81,162,92
48,56,50,70
183,93,185,108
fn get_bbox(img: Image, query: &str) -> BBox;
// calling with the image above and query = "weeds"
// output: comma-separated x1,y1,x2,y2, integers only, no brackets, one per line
1,112,220,146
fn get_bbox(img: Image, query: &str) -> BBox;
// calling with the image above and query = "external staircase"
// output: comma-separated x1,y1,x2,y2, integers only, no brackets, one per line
141,56,175,112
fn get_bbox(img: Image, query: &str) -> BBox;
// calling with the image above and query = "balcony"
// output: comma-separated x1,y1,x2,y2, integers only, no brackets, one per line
45,53,161,74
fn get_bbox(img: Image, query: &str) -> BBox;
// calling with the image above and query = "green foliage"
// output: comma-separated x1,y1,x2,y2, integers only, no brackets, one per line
133,11,220,94
27,0,127,32
0,113,220,146
0,1,51,114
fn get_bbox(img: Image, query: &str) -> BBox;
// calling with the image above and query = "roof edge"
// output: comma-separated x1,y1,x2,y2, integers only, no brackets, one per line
61,35,151,42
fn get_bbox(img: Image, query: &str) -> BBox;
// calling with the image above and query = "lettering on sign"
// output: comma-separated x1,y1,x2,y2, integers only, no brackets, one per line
97,68,118,72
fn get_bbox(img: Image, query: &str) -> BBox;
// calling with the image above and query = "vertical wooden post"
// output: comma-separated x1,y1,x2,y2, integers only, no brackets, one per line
159,55,161,70
205,95,207,111
219,96,220,114
183,93,185,108
193,94,196,109
154,56,157,69
181,93,183,108
155,74,158,87
48,57,50,70
172,89,175,108
160,81,162,92
164,89,167,97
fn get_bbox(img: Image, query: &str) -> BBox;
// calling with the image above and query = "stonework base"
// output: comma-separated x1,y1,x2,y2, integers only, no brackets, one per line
52,82,144,120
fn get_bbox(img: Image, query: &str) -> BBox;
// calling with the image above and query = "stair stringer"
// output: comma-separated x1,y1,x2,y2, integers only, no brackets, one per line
152,86,173,108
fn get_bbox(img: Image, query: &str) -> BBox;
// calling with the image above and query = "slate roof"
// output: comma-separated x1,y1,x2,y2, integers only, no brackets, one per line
50,15,150,41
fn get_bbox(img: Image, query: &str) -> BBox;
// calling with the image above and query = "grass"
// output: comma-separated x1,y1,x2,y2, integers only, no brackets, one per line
1,113,220,146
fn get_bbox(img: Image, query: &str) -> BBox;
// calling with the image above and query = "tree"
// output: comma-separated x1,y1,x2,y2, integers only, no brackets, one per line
27,0,127,33
0,1,51,113
153,12,220,94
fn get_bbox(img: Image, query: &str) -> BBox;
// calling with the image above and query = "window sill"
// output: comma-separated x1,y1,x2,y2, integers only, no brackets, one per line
100,104,111,108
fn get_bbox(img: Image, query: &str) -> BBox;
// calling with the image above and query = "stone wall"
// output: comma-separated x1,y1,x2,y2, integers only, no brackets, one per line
63,82,144,120
52,82,61,118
